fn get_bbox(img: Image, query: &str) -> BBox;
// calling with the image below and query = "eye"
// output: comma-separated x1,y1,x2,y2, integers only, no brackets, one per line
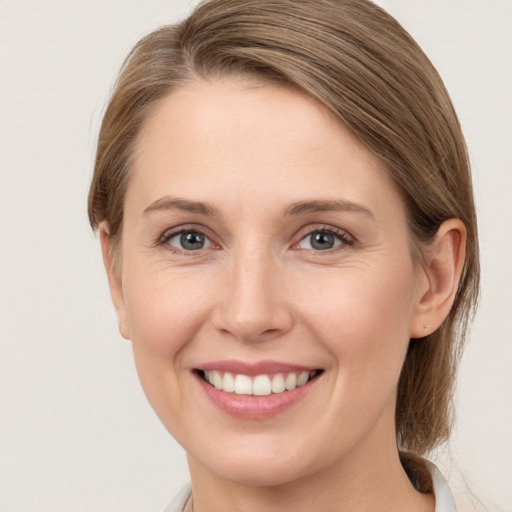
297,228,352,251
164,229,213,251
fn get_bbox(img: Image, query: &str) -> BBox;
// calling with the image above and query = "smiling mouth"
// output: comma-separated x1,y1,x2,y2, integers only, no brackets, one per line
196,369,323,396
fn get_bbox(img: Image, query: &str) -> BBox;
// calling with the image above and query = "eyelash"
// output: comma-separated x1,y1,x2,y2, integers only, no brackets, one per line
158,225,217,254
158,224,354,254
294,225,354,251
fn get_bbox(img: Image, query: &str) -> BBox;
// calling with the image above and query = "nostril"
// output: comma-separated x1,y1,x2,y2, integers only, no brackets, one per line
261,328,281,337
215,324,290,343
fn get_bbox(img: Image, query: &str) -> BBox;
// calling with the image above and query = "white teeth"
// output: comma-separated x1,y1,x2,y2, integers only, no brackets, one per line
285,373,297,391
212,370,223,390
271,373,286,393
297,371,309,387
223,372,235,393
234,374,253,395
253,375,272,396
202,370,318,395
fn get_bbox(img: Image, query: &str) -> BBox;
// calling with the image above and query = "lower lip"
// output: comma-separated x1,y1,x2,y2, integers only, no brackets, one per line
194,372,319,419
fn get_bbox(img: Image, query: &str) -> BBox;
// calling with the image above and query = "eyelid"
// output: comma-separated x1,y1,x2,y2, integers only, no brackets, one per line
155,223,354,253
158,224,220,252
292,224,355,250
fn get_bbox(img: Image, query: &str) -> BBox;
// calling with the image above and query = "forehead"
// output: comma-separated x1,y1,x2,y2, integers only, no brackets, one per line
127,78,404,221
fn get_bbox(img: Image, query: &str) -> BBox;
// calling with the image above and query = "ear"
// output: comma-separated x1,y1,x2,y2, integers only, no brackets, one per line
99,222,131,340
410,219,467,338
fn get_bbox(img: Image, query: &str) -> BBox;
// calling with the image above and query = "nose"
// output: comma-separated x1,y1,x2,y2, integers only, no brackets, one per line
212,246,294,343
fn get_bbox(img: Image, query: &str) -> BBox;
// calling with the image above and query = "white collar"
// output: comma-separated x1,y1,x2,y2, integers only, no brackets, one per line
426,460,457,512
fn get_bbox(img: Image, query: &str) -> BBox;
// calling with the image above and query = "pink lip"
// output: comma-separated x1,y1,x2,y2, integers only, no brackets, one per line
192,362,322,420
197,359,317,376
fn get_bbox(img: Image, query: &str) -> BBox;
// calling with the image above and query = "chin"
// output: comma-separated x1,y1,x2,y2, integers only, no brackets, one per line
216,458,311,488
188,437,318,487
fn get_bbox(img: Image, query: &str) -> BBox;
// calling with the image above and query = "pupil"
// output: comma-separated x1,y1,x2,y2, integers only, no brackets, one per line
311,232,334,250
181,231,204,250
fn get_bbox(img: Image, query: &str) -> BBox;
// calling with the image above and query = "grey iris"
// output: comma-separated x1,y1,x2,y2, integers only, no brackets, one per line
181,231,205,250
311,232,335,250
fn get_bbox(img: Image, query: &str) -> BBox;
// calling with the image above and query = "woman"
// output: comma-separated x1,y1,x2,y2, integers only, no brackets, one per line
88,0,479,510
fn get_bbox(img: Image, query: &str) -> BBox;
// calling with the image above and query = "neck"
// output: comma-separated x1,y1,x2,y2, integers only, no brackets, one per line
186,424,435,512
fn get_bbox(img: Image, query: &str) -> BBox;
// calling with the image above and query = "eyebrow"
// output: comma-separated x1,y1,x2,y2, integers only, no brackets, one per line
284,199,374,219
143,196,374,219
143,197,217,216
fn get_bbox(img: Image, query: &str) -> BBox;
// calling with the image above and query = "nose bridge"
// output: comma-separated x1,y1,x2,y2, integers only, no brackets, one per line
213,238,292,341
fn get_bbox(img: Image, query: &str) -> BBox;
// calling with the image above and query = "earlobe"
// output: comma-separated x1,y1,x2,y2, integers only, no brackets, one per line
98,222,131,340
410,219,467,338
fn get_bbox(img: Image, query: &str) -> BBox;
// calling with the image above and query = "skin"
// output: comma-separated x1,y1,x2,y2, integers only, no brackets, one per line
101,78,466,512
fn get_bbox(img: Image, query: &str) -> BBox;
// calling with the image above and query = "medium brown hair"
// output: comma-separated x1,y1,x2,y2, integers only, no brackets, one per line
88,0,479,475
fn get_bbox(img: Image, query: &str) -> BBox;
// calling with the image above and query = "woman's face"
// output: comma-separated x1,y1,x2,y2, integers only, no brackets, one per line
108,78,427,486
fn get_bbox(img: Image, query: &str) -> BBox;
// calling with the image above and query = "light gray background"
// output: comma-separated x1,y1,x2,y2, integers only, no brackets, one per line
0,1,510,511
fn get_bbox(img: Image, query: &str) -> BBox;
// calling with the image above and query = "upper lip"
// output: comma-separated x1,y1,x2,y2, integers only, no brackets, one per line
196,359,320,376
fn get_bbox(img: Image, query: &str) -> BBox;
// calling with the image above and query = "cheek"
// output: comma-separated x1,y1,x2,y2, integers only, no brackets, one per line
123,267,210,358
300,267,417,449
121,268,214,432
298,264,416,379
